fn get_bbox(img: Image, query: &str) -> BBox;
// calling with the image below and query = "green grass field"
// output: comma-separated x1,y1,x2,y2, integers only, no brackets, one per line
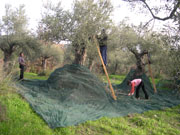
24,72,48,80
0,72,179,135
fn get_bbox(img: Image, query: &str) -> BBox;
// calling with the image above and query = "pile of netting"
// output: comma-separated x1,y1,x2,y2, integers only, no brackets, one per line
17,64,180,128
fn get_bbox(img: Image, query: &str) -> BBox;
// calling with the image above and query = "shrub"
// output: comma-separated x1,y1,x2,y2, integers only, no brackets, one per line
0,64,17,92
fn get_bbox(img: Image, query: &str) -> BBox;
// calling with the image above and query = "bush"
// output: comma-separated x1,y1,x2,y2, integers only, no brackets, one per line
0,64,17,92
29,66,38,74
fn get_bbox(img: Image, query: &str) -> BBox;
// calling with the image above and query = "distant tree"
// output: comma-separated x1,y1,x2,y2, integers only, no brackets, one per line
0,4,40,70
37,2,68,43
63,45,74,65
39,43,64,71
37,6,65,70
160,29,180,83
106,24,133,74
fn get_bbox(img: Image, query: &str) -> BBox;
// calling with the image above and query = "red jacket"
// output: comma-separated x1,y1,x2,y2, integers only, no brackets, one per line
129,79,142,95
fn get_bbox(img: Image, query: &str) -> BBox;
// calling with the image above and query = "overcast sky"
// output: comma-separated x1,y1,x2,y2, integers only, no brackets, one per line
0,0,171,32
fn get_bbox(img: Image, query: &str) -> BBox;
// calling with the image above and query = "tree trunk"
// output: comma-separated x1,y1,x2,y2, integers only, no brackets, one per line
135,57,145,76
113,62,118,75
129,49,148,78
42,58,47,71
74,47,87,65
88,58,95,71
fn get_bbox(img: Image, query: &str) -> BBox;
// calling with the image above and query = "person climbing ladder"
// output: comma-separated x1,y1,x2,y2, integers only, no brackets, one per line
97,29,108,66
127,79,149,99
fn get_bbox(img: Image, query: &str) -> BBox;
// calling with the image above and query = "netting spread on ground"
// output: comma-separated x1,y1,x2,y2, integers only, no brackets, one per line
17,64,180,128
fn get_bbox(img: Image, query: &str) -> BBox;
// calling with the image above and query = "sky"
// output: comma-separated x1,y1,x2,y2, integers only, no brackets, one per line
0,0,171,32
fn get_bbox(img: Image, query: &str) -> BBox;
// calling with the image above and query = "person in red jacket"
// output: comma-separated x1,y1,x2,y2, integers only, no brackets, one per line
127,79,149,99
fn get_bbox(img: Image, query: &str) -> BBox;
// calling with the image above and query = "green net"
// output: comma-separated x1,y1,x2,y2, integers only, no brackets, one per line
17,64,180,128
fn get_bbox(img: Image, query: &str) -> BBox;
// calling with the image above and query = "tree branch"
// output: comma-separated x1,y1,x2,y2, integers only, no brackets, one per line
123,0,180,21
140,50,148,57
143,18,154,28
127,46,138,57
0,46,4,51
142,0,180,21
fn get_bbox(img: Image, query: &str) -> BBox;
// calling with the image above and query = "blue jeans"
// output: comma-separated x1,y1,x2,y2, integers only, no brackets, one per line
100,46,107,65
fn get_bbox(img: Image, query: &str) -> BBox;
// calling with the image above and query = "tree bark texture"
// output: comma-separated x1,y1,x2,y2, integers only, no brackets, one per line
129,48,148,78
88,58,95,71
73,46,87,65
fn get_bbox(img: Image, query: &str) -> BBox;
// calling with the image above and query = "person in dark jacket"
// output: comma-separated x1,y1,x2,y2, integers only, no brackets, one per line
97,29,108,66
18,52,26,80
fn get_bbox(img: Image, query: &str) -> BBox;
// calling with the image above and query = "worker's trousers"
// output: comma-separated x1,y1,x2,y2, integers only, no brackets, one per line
100,45,107,66
136,81,149,99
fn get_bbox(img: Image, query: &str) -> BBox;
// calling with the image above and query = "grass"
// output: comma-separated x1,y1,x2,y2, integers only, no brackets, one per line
24,72,48,80
0,92,179,135
0,72,180,135
100,74,125,84
101,74,167,91
0,94,52,135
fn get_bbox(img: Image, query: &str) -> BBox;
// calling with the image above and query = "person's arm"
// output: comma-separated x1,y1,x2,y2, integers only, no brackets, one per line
128,82,135,95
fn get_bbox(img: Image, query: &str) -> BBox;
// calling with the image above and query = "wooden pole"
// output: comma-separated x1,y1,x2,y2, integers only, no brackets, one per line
146,54,157,93
93,36,117,100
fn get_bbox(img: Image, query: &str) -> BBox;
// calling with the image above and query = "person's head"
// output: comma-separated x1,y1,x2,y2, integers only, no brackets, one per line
127,80,131,86
19,52,24,57
101,29,105,33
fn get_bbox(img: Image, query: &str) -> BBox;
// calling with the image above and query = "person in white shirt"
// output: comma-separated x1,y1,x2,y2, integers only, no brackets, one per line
127,79,149,99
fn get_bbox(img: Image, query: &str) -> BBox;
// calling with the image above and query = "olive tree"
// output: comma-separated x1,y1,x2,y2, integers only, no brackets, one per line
39,0,113,65
39,43,64,71
0,4,41,70
113,23,166,77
